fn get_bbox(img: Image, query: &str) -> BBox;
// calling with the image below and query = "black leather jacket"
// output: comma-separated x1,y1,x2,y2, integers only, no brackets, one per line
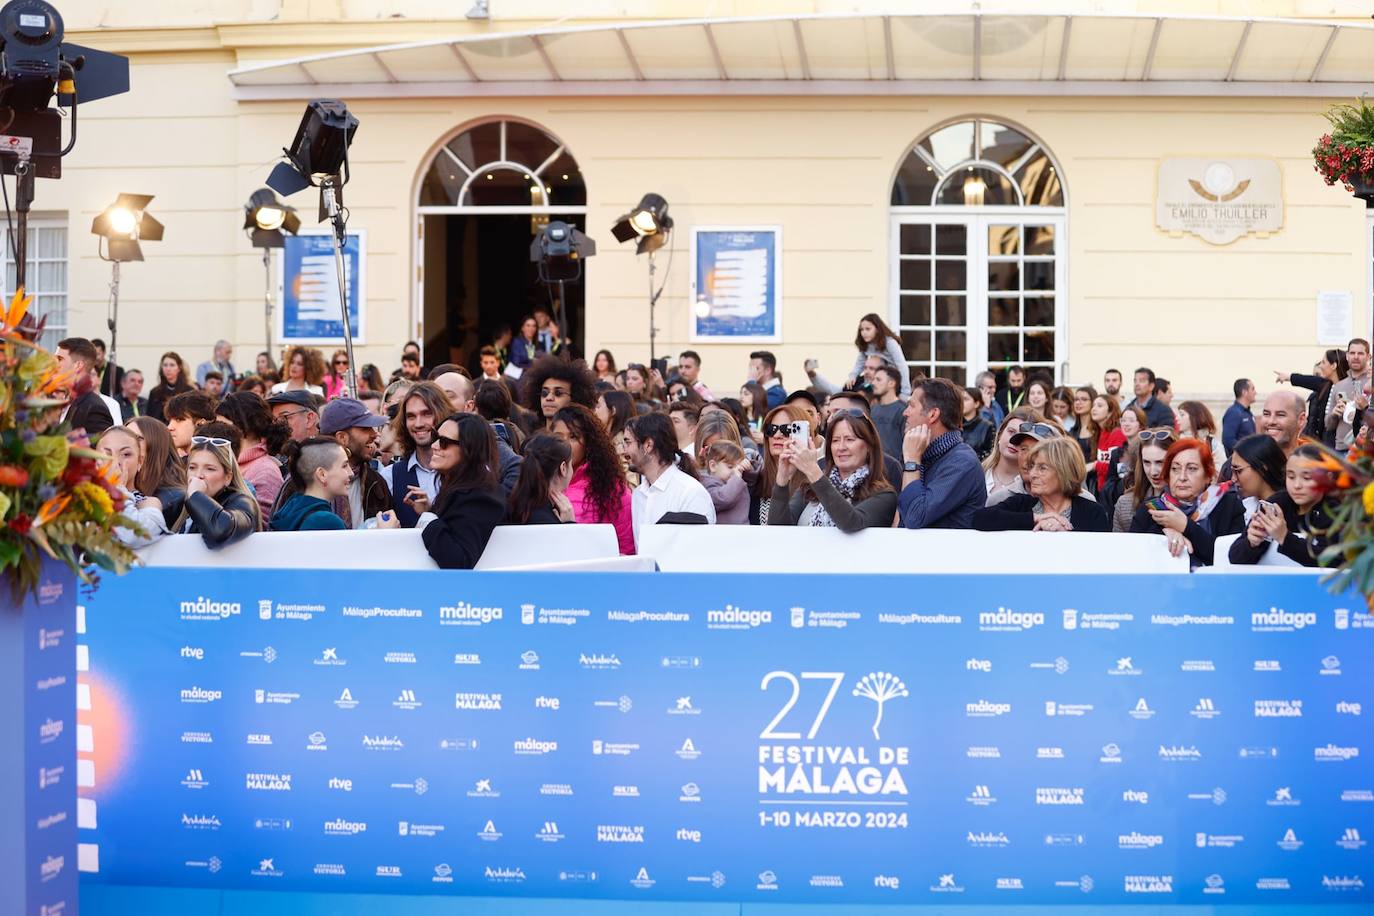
182,489,260,549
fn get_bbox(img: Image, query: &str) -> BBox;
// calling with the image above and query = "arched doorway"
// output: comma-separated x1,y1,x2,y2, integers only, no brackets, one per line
416,118,585,370
890,118,1065,385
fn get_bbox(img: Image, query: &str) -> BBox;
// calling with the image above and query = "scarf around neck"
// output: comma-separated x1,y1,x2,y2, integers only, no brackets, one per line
923,430,963,467
808,465,869,527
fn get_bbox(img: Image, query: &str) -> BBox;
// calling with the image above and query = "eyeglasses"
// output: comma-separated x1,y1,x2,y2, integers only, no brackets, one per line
765,422,803,438
1138,429,1175,442
191,436,231,448
540,387,570,398
277,408,311,421
333,360,348,367
433,434,460,451
1016,422,1057,439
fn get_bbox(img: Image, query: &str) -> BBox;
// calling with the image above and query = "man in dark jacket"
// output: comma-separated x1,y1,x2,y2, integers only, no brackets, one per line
55,337,113,436
1126,366,1174,429
898,378,986,529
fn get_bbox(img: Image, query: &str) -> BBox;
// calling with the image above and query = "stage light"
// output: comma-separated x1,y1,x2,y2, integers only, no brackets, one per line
530,221,595,352
243,187,300,359
91,193,161,263
91,191,160,402
611,192,673,253
611,192,674,362
264,99,360,395
266,99,359,200
243,187,299,247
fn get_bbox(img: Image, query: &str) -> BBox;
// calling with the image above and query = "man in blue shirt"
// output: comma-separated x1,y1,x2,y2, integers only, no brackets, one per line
1221,378,1256,456
898,378,986,529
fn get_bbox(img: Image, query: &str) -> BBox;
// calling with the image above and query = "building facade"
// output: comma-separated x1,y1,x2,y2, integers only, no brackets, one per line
28,0,1374,398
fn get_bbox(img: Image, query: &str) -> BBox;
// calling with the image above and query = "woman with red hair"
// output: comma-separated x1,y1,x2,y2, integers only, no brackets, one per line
1129,437,1245,566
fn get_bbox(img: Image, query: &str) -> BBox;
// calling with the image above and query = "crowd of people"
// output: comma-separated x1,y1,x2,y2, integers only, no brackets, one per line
60,310,1370,570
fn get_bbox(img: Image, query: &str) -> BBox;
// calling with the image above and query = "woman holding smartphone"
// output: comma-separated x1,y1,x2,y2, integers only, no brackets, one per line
1129,437,1245,565
1226,433,1298,565
1230,443,1331,567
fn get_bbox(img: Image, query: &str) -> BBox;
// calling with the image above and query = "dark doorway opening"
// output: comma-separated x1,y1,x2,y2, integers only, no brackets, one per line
421,213,587,373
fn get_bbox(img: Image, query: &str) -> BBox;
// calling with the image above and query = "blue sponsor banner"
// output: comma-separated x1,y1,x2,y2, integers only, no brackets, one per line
278,230,366,344
0,561,79,916
77,569,1372,905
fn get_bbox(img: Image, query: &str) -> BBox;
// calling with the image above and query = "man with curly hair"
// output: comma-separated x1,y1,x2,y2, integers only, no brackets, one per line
523,355,596,429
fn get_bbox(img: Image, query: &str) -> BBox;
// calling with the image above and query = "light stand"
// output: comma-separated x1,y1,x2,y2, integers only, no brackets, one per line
611,193,673,367
320,177,357,397
92,194,161,397
243,187,299,371
265,99,360,398
530,221,595,359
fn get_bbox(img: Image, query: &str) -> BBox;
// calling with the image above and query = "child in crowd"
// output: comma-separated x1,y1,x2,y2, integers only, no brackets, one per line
700,440,750,524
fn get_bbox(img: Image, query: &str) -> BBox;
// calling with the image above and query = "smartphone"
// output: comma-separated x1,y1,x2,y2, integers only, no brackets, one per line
791,420,810,447
651,357,669,378
1145,493,1181,512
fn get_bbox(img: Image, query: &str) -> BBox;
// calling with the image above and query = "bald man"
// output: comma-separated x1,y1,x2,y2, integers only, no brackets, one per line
434,372,475,413
1261,390,1307,456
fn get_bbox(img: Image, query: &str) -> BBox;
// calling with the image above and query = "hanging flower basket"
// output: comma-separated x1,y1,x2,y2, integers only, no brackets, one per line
1314,98,1374,200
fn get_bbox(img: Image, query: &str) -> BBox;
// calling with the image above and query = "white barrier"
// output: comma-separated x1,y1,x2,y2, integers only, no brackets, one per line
1201,533,1324,576
137,524,623,571
638,527,1190,574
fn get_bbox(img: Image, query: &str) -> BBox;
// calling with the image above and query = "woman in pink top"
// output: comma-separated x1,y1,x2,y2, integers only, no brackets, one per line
549,404,635,554
216,391,286,520
322,349,349,401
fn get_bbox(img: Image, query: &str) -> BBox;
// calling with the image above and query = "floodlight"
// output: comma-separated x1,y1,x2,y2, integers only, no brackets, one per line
91,192,161,262
611,193,673,253
266,99,359,200
243,187,300,248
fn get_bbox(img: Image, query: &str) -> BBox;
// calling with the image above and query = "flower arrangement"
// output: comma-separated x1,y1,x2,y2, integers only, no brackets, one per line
1303,405,1374,606
1313,97,1374,194
0,288,139,603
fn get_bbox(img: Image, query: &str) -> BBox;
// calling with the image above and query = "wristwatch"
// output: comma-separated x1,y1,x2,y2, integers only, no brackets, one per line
903,460,923,474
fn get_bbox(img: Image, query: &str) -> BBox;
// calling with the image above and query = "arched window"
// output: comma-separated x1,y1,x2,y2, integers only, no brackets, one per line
890,118,1065,385
419,119,584,208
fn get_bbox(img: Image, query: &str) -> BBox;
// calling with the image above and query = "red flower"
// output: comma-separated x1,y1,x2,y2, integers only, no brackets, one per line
9,513,32,535
0,464,28,487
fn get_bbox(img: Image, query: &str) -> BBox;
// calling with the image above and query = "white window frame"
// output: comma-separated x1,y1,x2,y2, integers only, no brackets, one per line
889,207,1067,384
0,217,68,351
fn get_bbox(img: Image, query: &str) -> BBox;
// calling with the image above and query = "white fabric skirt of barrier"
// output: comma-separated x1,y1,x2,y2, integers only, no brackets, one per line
1202,533,1325,575
638,526,1190,574
136,524,623,571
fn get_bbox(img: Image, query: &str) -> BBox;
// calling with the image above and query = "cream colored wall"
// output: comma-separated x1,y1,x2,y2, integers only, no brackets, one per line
45,35,1369,401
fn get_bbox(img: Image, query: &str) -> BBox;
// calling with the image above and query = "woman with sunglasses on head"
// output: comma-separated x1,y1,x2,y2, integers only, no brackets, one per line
1130,437,1244,565
768,410,896,530
173,431,262,548
377,413,505,569
974,436,1109,532
752,403,810,524
981,406,1043,505
1111,427,1175,532
549,405,635,554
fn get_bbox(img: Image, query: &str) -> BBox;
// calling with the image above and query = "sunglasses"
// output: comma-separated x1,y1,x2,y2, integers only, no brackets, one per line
191,436,231,448
433,434,460,451
333,360,348,367
540,387,570,398
765,422,803,438
1138,430,1175,442
1016,422,1056,439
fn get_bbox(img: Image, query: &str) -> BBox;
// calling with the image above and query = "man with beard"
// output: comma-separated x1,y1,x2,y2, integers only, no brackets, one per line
385,381,450,527
1102,368,1123,401
1327,337,1371,454
1262,390,1308,457
522,355,596,430
320,398,391,528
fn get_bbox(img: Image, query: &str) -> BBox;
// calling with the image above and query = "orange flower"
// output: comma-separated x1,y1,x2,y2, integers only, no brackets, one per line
35,493,69,525
0,287,30,333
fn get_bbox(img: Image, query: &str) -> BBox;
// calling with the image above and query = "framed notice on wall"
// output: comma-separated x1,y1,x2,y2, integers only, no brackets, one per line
276,228,367,345
690,226,781,343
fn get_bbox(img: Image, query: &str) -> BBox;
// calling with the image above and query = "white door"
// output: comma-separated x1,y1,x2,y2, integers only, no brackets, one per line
891,212,1066,386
